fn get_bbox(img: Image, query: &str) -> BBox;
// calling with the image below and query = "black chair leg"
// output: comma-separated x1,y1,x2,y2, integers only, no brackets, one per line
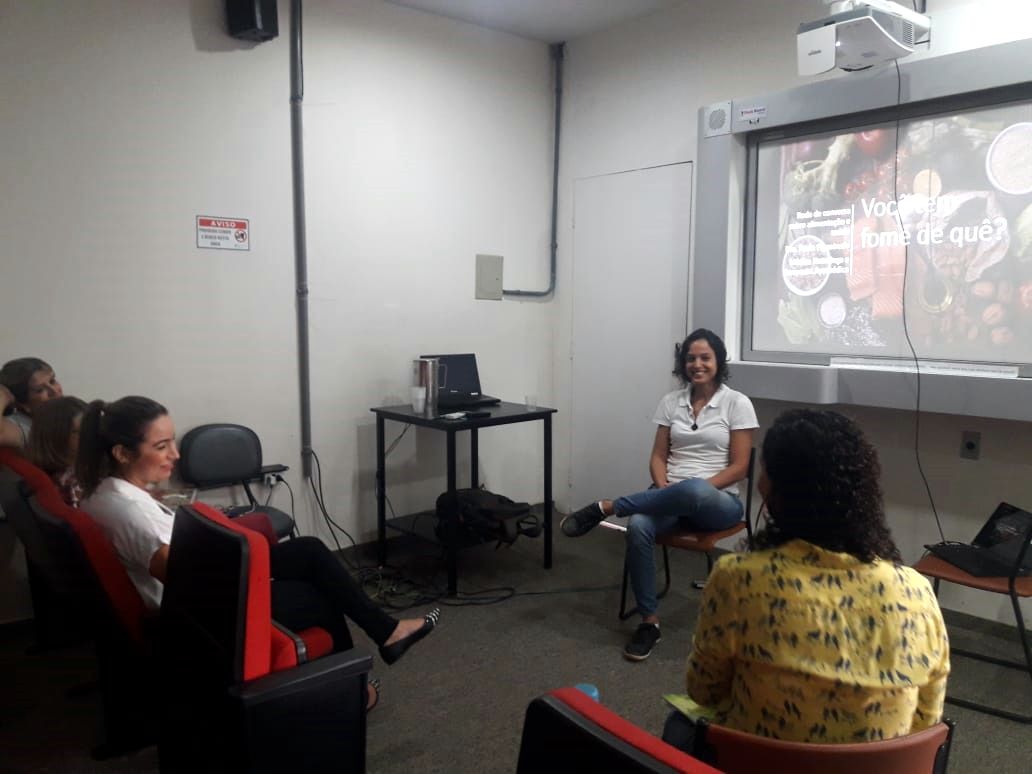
933,580,1032,723
692,552,716,590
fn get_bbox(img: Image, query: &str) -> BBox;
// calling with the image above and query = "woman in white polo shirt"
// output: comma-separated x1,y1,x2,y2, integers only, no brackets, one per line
562,328,757,661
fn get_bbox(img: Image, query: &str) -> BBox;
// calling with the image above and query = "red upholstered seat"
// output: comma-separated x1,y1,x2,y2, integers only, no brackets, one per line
159,503,371,772
0,448,153,757
517,687,721,773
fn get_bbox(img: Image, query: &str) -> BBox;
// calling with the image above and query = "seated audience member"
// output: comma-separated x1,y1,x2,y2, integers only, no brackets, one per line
0,357,64,446
28,396,88,507
77,396,438,709
562,329,757,660
663,409,949,754
1,385,24,448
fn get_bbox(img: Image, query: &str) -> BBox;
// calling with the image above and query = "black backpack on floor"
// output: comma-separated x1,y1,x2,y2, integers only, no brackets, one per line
435,488,541,547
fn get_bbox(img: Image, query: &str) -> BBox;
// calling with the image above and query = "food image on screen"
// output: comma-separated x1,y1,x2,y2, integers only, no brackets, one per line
750,100,1032,364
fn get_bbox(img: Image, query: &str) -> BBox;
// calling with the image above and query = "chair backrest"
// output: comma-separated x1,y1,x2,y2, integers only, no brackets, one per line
742,447,756,543
178,424,263,488
0,458,66,583
162,502,302,685
0,448,147,643
700,719,954,774
517,687,721,774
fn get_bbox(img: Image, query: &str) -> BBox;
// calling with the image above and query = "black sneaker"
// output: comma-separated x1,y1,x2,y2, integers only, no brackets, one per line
561,502,605,537
623,623,661,661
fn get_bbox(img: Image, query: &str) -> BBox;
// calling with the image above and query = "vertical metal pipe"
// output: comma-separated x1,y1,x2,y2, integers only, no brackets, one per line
290,0,313,478
502,41,564,298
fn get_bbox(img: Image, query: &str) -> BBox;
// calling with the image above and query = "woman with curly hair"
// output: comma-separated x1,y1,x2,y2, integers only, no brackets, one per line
663,409,949,754
562,328,758,661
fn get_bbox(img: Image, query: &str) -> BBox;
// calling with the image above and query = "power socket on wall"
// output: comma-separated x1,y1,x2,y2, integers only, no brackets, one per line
263,473,278,487
960,431,981,460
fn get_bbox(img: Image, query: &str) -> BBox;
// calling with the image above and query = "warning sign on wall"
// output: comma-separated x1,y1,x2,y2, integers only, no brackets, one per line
196,216,250,251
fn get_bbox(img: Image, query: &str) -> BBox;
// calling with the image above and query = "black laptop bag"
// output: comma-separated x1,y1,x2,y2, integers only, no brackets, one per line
435,488,540,547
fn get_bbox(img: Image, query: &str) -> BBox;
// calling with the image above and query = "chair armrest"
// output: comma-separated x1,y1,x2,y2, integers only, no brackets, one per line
260,464,289,476
225,648,373,773
228,648,372,705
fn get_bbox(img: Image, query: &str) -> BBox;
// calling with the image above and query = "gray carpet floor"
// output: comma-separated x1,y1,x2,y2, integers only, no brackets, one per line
2,525,1030,772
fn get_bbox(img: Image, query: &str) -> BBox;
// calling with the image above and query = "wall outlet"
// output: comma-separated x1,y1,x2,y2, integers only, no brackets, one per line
263,473,278,487
960,430,981,460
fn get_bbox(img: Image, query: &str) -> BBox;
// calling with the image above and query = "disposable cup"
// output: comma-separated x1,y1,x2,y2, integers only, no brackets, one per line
410,386,427,413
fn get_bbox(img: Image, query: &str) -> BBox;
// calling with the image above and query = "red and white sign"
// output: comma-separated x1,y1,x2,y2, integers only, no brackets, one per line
196,215,250,251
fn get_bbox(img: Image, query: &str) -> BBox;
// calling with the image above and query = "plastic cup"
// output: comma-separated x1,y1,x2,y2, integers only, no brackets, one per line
524,394,538,410
410,386,426,413
574,683,600,702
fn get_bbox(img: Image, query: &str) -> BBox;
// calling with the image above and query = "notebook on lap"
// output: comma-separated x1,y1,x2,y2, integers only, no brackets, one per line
926,502,1032,577
421,353,501,409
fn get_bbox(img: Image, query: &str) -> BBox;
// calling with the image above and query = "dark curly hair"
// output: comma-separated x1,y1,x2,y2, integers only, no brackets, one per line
673,328,729,386
754,409,901,563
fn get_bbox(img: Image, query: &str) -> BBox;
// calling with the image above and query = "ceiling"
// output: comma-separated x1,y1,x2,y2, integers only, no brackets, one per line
384,0,686,44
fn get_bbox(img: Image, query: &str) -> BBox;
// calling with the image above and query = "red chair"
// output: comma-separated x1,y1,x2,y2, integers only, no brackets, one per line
913,528,1032,724
0,448,154,757
619,448,756,619
158,502,371,773
696,718,955,774
517,687,721,773
0,449,94,650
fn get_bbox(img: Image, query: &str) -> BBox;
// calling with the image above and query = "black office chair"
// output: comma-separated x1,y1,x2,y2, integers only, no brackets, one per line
177,424,295,540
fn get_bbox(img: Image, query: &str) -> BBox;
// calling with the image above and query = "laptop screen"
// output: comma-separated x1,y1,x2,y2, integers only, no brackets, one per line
973,502,1032,548
420,353,482,396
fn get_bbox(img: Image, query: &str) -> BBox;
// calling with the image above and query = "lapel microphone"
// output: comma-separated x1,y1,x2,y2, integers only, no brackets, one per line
691,422,698,431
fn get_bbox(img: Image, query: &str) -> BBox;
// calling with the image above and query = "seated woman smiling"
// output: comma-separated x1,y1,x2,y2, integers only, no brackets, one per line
77,396,437,709
663,409,949,753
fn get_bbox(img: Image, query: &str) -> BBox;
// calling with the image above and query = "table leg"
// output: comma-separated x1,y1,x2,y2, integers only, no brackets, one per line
376,415,386,566
446,430,458,595
470,428,479,489
543,413,553,570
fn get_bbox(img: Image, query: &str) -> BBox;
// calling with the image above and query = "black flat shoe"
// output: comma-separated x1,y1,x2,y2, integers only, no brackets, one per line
379,608,440,666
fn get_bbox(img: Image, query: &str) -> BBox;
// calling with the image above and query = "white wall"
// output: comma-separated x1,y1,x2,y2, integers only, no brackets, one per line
0,0,556,620
556,0,1032,626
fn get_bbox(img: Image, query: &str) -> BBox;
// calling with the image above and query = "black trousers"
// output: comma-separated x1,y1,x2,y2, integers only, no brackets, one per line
267,537,396,652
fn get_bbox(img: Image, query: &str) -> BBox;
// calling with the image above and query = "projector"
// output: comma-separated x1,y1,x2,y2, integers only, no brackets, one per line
797,0,931,76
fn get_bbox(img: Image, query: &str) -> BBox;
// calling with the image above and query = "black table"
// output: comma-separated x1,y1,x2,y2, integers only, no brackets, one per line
372,401,556,595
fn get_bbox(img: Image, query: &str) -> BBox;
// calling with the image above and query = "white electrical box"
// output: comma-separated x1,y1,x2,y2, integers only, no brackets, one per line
475,253,503,300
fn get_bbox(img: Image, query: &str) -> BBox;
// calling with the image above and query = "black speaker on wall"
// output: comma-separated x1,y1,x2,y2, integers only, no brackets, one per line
226,0,279,42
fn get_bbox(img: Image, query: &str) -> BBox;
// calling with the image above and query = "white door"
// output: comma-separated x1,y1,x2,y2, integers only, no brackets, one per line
570,163,693,506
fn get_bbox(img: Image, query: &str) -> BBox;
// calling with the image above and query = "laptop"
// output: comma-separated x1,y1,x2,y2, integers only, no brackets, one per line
420,353,501,409
926,502,1032,577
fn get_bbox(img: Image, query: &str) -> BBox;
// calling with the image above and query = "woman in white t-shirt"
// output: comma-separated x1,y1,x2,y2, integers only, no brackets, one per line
562,329,757,661
78,395,438,710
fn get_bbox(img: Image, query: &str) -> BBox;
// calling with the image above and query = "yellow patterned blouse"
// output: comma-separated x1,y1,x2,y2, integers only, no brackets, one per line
685,539,950,743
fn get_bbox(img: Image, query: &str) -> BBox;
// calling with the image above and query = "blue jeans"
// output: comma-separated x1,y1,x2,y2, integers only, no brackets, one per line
617,479,742,617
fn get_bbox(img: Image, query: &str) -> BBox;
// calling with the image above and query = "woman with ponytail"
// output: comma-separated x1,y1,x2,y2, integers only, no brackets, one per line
79,397,438,709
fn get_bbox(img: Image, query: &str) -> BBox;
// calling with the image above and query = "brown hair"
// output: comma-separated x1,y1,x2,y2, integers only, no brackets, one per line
28,396,88,475
1,357,53,405
77,396,168,497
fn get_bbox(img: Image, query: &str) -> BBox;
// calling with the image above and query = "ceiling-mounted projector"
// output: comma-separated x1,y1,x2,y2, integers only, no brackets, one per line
797,0,931,76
